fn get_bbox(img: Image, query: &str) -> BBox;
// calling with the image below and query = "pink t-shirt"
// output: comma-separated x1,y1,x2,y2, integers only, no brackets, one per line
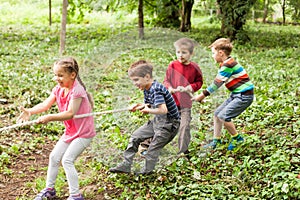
52,80,96,143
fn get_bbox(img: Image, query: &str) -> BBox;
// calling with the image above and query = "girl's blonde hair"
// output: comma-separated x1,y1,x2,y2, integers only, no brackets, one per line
209,38,233,56
54,57,94,109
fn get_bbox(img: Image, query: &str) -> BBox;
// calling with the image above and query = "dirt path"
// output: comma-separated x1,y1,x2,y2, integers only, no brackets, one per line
0,136,112,200
0,137,54,199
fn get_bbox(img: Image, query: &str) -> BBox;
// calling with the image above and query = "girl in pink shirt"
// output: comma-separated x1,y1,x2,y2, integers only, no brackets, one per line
17,57,95,200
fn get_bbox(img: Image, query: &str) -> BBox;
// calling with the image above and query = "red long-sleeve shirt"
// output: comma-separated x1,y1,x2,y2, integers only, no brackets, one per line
163,60,203,108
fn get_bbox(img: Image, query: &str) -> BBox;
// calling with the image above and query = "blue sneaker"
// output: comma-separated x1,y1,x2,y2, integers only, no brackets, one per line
228,135,244,150
34,188,56,200
140,150,147,157
203,139,221,149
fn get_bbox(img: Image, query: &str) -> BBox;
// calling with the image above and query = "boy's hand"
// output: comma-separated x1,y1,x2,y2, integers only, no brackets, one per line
184,85,193,93
168,87,175,94
192,93,205,103
140,106,151,114
176,86,185,92
130,103,147,112
17,106,31,123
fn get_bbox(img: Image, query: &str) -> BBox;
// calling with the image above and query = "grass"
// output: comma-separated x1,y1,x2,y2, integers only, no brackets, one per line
1,0,300,199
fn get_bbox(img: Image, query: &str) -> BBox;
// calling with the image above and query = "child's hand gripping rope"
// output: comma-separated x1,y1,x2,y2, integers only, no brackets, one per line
171,86,194,98
0,107,132,133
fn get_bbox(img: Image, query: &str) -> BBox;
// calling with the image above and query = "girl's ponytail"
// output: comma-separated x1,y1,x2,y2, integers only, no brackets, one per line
77,75,94,109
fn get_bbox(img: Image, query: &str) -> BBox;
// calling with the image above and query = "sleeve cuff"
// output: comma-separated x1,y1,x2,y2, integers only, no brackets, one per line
203,90,210,96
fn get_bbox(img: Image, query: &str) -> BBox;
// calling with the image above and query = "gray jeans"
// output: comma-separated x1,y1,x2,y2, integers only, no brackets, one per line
177,108,192,154
123,114,180,171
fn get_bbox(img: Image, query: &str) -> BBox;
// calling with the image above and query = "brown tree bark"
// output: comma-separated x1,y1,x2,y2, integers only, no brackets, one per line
281,0,286,25
180,0,194,32
263,0,269,23
49,0,52,26
138,0,144,39
59,0,68,56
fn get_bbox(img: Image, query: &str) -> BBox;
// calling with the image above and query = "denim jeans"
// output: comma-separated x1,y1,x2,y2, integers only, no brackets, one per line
215,93,254,122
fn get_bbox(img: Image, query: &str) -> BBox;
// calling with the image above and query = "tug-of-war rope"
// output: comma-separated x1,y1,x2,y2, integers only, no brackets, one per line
0,88,193,133
0,107,131,133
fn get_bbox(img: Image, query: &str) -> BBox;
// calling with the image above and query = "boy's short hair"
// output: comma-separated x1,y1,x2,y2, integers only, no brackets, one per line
128,60,153,78
209,38,233,56
174,38,195,54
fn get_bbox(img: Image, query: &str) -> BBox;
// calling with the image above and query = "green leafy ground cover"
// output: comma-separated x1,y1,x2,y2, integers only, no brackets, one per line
0,0,300,199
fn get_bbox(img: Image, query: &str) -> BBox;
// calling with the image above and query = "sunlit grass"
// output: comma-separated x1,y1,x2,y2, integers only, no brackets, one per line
0,0,299,199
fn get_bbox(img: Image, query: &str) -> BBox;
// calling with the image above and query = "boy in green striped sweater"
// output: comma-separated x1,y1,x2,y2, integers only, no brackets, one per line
192,38,254,150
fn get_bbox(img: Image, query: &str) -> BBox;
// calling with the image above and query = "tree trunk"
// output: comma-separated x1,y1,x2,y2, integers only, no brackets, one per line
180,0,194,32
138,0,144,39
59,0,68,56
263,0,269,23
281,0,286,25
49,0,52,26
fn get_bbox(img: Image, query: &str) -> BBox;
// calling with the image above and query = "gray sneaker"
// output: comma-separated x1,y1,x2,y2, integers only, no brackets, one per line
109,161,131,173
135,167,154,176
34,188,56,200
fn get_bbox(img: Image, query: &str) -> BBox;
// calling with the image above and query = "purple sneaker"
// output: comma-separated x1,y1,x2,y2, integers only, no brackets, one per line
34,188,56,200
67,194,84,200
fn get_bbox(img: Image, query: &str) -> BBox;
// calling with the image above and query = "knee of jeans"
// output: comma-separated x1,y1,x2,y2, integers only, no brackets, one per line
127,138,141,150
224,118,231,122
216,113,228,122
214,110,220,117
49,151,61,165
62,156,74,168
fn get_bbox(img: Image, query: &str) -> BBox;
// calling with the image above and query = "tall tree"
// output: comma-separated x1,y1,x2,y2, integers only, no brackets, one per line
138,0,144,39
263,0,270,23
180,0,194,32
280,0,287,24
60,0,68,55
49,0,52,26
217,0,257,40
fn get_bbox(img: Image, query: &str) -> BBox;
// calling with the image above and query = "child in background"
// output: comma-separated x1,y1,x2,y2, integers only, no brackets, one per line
17,57,96,200
163,37,203,155
192,38,254,150
109,60,180,175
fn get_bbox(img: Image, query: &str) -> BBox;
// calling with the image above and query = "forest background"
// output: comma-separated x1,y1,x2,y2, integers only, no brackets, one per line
0,0,299,199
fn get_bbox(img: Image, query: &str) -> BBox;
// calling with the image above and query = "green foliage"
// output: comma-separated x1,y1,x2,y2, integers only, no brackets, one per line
0,1,299,199
217,0,258,40
289,0,300,21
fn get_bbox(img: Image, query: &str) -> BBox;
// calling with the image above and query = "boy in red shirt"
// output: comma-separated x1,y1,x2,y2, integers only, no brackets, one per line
164,38,203,155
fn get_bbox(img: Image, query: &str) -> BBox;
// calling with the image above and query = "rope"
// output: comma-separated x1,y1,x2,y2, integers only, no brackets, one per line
0,107,131,132
74,107,130,118
0,88,194,133
0,119,39,132
173,87,194,98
